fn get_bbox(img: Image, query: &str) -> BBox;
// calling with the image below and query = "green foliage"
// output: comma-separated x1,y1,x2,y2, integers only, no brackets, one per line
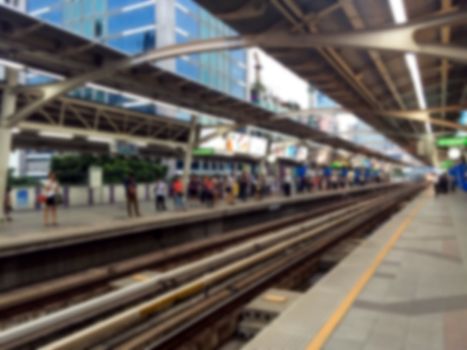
7,169,38,187
51,155,167,185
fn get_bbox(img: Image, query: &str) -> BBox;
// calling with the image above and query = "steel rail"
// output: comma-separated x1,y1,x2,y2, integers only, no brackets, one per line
0,193,385,349
40,193,396,350
0,193,361,316
139,186,419,350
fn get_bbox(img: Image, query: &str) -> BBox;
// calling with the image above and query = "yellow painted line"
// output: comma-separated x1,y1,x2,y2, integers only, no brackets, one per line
306,195,428,350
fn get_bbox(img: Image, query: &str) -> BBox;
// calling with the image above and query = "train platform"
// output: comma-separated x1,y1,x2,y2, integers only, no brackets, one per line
0,183,396,256
244,190,467,350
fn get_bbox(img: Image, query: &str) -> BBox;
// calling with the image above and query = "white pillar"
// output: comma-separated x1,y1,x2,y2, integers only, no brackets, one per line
182,115,197,199
259,138,272,176
0,69,18,221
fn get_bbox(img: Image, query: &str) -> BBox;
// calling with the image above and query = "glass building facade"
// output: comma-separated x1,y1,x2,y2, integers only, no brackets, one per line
26,0,248,115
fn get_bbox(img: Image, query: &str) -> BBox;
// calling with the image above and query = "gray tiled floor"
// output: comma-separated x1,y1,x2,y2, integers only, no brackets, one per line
326,192,467,350
244,191,467,350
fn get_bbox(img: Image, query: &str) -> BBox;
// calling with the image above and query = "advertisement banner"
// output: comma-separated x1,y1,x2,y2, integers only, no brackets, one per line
199,129,267,158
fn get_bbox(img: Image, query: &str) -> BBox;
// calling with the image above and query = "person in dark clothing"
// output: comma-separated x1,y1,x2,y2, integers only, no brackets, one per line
124,173,140,217
3,186,13,222
239,173,248,201
435,173,449,195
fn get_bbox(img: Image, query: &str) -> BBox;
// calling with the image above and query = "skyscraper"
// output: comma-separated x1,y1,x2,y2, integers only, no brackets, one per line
26,0,248,107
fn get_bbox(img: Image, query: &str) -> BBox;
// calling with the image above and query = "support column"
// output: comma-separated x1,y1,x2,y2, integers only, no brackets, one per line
0,69,18,221
259,137,272,176
182,115,197,199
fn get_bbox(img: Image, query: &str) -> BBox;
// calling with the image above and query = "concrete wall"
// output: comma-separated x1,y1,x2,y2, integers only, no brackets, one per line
9,183,153,211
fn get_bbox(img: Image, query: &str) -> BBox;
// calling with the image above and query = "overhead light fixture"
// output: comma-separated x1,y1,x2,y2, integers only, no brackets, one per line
39,131,74,140
134,140,148,148
388,0,406,23
448,147,461,160
87,136,113,144
388,0,431,134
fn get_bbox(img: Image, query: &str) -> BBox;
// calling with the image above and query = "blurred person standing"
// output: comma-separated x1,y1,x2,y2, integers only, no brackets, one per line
172,176,185,210
3,186,13,222
225,175,235,205
42,171,61,226
154,178,167,211
239,172,249,202
124,173,140,218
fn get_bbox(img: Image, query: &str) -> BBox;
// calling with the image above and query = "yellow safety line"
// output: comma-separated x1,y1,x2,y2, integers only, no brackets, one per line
306,195,428,350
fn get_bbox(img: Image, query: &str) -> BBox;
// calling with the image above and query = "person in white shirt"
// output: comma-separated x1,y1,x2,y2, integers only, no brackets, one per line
42,172,60,226
154,179,167,211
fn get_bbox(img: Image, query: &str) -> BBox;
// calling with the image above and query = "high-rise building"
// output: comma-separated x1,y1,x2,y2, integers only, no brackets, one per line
26,0,248,107
13,0,249,177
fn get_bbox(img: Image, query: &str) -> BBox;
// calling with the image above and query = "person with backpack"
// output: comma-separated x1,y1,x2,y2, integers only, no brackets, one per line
124,173,140,218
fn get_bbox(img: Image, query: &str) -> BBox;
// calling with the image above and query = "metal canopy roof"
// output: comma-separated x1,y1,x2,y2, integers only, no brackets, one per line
193,0,467,160
0,5,407,164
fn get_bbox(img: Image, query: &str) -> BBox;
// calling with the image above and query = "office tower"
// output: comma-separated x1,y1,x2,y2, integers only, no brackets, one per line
26,0,247,105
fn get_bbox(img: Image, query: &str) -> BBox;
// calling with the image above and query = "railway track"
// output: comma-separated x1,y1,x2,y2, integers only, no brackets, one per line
0,184,423,349
0,192,373,328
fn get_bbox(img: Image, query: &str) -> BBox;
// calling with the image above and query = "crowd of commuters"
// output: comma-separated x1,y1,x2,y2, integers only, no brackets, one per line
1,165,387,224
143,164,387,215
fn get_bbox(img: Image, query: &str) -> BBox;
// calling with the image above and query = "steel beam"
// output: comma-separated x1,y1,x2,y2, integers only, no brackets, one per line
0,69,18,222
182,116,197,200
17,122,187,151
257,10,467,63
340,0,408,113
440,0,453,120
198,124,243,145
278,105,467,132
217,1,268,20
6,36,253,126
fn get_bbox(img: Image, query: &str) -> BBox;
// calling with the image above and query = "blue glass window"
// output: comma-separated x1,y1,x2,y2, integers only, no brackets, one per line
26,75,55,85
130,104,155,114
108,7,156,35
176,58,199,81
94,0,106,14
27,0,56,12
107,93,126,106
175,8,198,37
107,31,156,54
231,64,246,82
316,93,337,108
230,49,246,63
231,83,246,100
176,0,199,14
176,32,188,44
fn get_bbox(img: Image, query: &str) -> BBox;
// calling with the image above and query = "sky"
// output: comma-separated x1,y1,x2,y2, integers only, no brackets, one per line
248,48,309,109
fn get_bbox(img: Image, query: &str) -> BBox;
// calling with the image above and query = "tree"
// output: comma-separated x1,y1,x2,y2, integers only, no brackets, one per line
51,155,168,185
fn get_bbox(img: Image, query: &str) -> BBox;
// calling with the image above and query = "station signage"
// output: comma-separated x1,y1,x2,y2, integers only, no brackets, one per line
114,140,139,156
193,148,215,156
436,136,467,147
